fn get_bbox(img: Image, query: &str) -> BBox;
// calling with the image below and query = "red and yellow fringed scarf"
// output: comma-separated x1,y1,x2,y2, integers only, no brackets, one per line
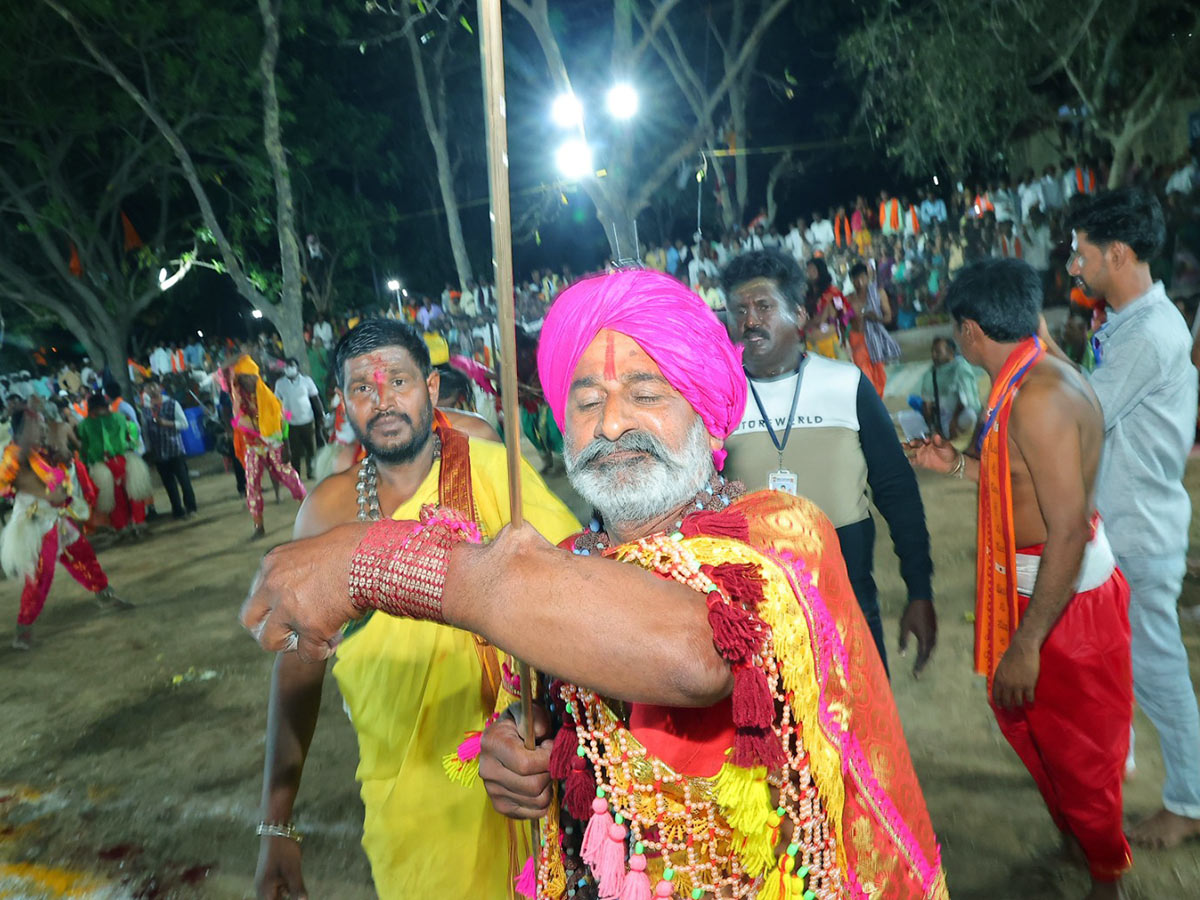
973,335,1044,686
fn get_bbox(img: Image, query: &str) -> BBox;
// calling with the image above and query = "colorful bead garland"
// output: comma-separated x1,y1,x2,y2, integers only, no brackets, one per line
539,529,841,899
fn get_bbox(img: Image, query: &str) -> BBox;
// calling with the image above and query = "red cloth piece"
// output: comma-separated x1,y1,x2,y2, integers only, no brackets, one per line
990,570,1133,882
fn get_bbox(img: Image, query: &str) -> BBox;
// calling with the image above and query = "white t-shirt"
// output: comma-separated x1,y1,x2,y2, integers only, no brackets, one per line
1166,164,1196,195
807,219,835,252
313,321,334,346
783,228,807,262
274,374,319,426
1022,224,1053,272
993,190,1016,223
1018,181,1044,221
1040,174,1063,210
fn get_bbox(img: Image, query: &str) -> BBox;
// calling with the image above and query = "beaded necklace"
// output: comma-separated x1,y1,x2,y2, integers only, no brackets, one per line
544,503,841,900
355,436,442,522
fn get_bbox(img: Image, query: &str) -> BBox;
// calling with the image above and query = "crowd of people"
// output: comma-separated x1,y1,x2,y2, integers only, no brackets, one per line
3,173,1199,899
230,185,1198,900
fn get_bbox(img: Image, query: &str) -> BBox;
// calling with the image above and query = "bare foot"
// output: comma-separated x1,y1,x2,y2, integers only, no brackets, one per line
1083,878,1123,899
250,525,267,541
1127,808,1200,849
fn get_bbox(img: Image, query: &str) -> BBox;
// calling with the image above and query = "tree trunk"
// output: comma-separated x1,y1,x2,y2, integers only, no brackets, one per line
730,80,750,227
258,0,308,372
405,22,473,291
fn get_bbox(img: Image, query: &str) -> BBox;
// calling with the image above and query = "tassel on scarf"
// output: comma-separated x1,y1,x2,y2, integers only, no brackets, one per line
732,665,775,729
679,507,749,541
708,562,765,608
756,858,805,900
733,726,786,770
712,760,772,835
581,798,613,866
619,853,651,900
548,725,578,780
706,594,763,663
514,855,537,898
441,730,483,786
593,820,627,899
564,755,596,821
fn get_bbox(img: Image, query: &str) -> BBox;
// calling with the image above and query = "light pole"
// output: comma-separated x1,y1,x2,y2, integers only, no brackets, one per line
386,278,402,316
550,83,640,264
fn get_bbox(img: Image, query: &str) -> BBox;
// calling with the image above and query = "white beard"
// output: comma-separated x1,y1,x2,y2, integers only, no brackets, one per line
565,417,715,531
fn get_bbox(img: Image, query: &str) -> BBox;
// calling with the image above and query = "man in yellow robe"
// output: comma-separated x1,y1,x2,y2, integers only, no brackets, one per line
253,319,577,899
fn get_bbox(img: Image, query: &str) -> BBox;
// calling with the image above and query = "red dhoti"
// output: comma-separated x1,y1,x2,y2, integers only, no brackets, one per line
18,525,109,626
848,330,887,397
990,543,1133,882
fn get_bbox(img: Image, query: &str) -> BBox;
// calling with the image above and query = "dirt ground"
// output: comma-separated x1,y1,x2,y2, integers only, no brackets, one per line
2,452,1199,900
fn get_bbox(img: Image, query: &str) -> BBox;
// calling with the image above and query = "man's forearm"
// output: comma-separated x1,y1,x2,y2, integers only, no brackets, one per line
442,530,732,707
1012,528,1088,649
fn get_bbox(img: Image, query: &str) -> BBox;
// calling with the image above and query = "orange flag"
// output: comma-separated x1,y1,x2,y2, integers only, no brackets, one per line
121,211,144,251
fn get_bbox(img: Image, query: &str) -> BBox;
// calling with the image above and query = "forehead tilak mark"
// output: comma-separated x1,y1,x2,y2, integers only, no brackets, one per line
603,332,616,381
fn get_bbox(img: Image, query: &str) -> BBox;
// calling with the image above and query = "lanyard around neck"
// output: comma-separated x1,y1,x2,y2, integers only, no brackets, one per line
746,356,806,468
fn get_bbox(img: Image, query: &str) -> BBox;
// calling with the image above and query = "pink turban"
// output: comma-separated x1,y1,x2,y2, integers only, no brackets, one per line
537,269,746,470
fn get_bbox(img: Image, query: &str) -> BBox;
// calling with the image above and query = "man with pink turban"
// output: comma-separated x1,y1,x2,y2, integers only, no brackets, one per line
240,269,947,899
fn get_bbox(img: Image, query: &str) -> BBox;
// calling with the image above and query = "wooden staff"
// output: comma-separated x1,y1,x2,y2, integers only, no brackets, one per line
477,0,540,886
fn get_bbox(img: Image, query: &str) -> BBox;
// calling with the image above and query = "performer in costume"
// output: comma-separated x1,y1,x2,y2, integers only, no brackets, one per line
910,259,1131,899
230,355,307,538
255,321,578,900
845,262,900,398
241,271,947,899
76,392,153,536
2,409,130,650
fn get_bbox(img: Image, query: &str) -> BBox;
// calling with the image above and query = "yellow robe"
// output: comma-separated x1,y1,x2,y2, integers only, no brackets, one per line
331,437,579,898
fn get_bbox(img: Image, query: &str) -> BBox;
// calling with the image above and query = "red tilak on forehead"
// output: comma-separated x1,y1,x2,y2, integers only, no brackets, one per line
373,368,386,388
603,332,616,381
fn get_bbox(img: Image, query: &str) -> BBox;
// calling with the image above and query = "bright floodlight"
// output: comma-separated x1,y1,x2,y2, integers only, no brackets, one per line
386,278,401,292
551,92,583,128
197,330,204,338
606,83,638,120
556,139,594,179
251,309,263,319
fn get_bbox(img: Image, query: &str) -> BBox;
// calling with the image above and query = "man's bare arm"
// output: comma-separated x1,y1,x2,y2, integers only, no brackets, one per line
243,521,734,708
447,525,733,707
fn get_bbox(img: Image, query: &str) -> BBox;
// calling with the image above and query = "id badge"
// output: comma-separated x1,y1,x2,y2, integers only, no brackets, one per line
768,469,798,495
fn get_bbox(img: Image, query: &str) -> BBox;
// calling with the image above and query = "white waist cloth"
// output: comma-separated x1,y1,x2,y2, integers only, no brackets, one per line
1014,519,1116,597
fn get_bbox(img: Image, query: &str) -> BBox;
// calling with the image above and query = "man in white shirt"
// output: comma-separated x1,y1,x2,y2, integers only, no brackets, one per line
1041,164,1064,212
1021,208,1054,296
149,344,171,377
992,180,1017,224
79,358,98,390
1062,157,1079,204
687,245,719,289
806,210,835,254
274,358,325,480
1165,156,1196,196
313,316,335,347
783,220,807,263
1017,169,1044,222
460,280,479,318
